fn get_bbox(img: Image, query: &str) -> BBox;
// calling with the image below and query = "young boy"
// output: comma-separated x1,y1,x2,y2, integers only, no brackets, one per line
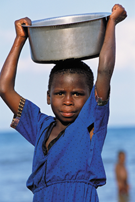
0,4,127,202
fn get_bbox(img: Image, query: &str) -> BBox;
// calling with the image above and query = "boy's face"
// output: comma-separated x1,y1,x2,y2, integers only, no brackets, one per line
47,73,90,126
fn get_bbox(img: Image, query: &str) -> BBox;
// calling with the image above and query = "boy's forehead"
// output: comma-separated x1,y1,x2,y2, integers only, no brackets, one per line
51,73,88,89
48,71,91,95
53,72,86,83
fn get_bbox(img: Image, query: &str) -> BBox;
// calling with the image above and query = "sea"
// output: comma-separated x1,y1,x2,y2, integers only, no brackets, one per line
0,127,135,202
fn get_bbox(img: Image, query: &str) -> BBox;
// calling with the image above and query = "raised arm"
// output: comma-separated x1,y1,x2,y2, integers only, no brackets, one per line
0,17,31,115
96,4,127,100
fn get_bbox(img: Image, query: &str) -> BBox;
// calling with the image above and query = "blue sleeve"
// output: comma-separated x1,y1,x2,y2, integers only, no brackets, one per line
15,100,48,146
79,85,110,130
78,86,97,127
78,85,110,153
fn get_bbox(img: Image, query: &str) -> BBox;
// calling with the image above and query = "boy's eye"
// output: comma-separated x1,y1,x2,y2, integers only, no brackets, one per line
55,92,64,96
59,92,64,95
73,92,82,97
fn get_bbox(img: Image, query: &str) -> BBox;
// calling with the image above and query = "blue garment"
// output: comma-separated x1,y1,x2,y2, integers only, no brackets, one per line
14,86,109,202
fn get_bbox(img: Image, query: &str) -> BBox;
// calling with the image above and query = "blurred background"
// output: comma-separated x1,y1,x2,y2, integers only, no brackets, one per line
0,0,135,201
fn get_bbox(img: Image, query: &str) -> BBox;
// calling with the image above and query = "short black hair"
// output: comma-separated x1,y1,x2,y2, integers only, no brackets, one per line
48,60,94,92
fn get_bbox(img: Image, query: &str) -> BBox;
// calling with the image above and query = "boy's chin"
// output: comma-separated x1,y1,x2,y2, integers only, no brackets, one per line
59,118,76,126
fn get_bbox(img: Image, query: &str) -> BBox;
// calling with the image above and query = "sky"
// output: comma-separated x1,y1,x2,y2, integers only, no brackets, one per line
0,0,135,131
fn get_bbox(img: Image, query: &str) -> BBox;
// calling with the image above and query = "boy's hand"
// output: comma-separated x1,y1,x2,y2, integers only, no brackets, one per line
110,4,127,24
15,17,31,39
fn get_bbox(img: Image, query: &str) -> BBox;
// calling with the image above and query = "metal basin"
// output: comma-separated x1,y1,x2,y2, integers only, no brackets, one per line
23,13,110,63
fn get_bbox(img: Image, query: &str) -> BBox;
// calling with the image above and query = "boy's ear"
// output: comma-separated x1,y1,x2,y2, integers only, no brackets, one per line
47,91,51,105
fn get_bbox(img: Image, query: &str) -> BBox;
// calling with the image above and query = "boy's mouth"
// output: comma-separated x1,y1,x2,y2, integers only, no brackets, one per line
60,111,75,118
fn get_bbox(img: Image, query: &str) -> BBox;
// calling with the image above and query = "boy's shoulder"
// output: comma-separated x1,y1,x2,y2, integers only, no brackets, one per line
24,99,55,126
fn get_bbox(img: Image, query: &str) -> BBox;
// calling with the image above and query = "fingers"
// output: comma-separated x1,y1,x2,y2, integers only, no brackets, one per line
21,17,32,26
24,17,32,26
112,4,126,15
121,10,127,20
110,4,127,24
112,4,118,12
15,17,31,38
112,4,124,12
15,17,31,27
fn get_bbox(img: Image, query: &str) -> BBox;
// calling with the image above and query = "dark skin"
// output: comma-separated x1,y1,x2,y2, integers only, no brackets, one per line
46,73,93,149
115,152,129,195
0,5,127,149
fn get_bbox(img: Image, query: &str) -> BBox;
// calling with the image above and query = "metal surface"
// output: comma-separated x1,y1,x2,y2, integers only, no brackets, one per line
23,13,110,63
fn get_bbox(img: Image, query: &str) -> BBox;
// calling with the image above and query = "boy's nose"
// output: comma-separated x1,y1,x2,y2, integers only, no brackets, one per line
63,94,73,105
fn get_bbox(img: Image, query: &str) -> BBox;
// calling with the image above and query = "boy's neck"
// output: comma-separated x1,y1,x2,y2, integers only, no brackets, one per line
55,119,71,132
